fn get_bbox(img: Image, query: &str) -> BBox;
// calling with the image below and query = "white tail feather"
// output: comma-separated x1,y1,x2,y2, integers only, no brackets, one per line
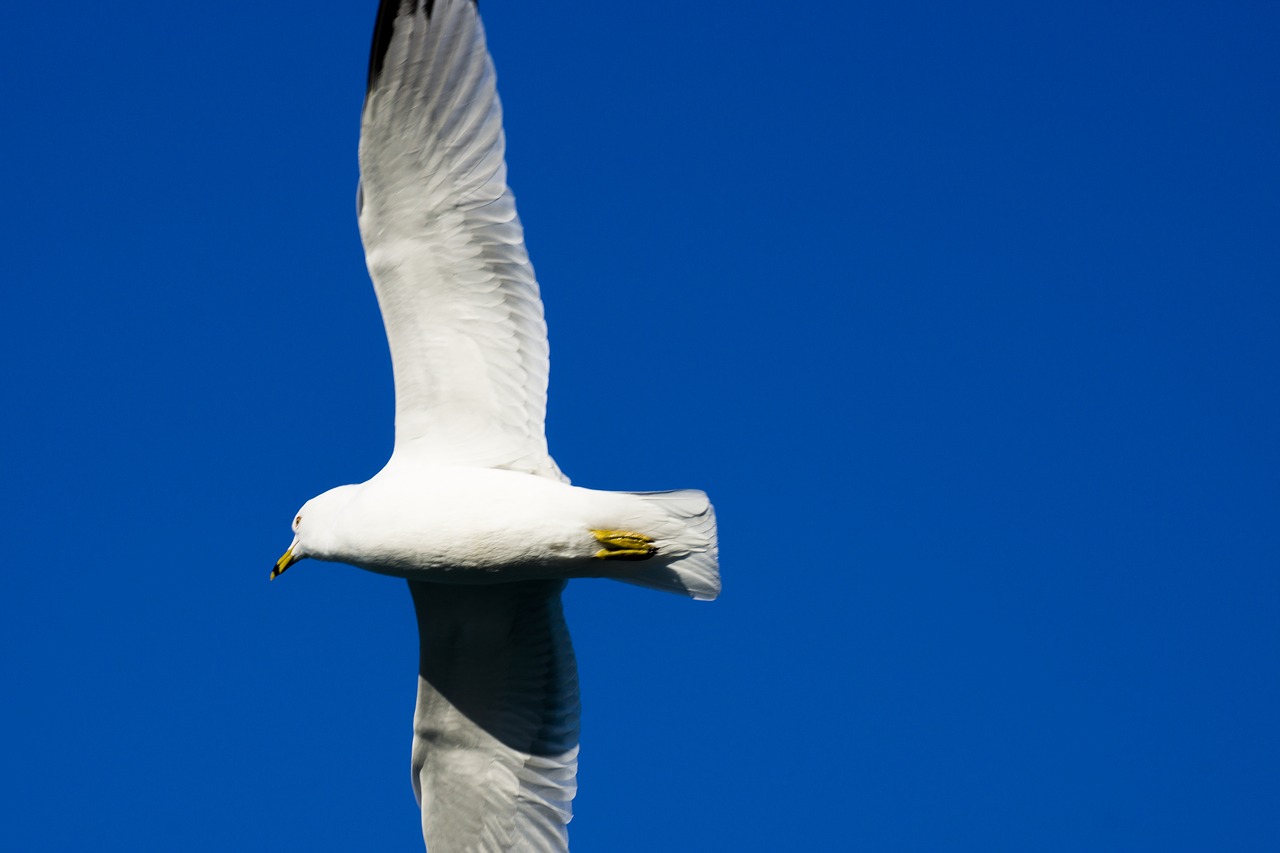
613,490,720,601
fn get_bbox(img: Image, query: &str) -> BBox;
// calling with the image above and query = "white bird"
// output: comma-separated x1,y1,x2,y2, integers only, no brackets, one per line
272,2,720,851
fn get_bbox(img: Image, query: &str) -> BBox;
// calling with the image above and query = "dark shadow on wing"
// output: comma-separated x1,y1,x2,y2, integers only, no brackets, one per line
407,579,580,757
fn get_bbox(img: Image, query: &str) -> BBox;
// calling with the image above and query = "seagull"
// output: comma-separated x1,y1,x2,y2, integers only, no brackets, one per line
271,2,720,850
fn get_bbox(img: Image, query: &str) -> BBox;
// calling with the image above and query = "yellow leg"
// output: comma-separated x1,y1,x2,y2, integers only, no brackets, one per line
592,529,657,561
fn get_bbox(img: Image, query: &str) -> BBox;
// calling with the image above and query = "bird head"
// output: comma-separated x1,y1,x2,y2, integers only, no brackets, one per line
271,485,359,579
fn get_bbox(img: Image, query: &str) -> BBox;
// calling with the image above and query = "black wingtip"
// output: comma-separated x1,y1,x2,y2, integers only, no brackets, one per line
366,0,479,96
367,0,414,95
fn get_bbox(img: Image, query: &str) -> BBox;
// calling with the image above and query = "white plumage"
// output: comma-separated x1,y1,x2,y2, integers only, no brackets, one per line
359,0,560,481
273,2,719,851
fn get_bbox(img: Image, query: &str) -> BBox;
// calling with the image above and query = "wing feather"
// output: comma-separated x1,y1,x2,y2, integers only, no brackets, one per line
408,579,580,852
360,0,564,480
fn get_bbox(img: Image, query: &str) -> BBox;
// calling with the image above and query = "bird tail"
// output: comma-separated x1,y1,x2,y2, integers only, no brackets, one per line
611,490,720,601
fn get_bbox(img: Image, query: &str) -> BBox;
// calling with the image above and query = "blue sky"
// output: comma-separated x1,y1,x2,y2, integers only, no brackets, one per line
2,1,1278,850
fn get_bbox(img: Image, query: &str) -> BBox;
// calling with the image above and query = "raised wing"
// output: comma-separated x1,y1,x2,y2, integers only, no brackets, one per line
360,0,564,480
408,579,580,852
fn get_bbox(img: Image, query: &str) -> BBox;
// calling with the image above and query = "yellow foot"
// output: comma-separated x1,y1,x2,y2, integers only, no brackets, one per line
592,529,657,561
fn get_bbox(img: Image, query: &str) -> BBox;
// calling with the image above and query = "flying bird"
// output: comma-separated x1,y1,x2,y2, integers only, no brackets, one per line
272,1,720,850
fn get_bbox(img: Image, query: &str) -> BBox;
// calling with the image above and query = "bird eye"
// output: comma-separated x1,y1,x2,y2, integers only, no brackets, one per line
293,515,302,530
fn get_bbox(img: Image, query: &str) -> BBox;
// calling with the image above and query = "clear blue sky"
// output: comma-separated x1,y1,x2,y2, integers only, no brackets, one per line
2,1,1277,850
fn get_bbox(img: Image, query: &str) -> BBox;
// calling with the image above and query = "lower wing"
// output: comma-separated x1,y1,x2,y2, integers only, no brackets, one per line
408,579,580,851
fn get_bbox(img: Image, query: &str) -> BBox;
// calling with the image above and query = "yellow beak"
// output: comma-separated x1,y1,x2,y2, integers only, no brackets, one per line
270,546,301,581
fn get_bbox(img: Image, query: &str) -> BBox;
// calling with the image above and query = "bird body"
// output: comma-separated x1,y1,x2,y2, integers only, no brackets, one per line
284,464,718,596
273,1,718,849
